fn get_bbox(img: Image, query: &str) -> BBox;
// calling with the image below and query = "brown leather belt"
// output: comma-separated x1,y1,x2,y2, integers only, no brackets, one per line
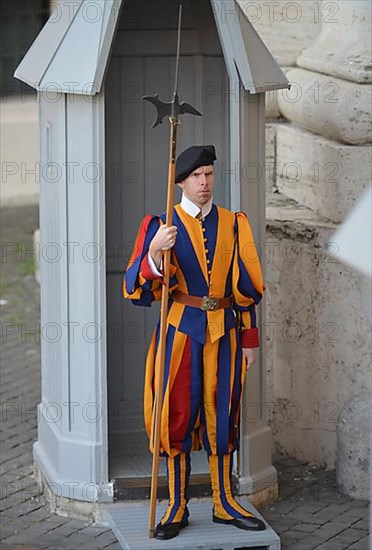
171,290,233,311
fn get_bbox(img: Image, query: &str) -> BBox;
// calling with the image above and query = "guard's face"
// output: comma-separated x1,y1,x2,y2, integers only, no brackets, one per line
177,164,214,207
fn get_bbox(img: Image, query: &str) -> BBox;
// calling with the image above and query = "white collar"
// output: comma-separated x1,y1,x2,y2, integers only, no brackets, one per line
180,193,213,218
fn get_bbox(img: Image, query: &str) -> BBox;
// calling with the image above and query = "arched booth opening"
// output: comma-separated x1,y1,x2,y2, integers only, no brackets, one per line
105,0,230,498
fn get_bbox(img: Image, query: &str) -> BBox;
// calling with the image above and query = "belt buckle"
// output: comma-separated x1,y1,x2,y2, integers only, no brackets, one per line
201,296,218,311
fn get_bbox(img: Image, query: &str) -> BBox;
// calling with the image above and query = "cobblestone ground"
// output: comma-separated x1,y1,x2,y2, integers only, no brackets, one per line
0,205,370,550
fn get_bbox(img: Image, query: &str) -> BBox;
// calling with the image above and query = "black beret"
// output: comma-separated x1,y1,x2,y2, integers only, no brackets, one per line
175,145,217,183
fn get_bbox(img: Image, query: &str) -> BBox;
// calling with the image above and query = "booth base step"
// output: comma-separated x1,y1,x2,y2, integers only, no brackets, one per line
105,498,280,550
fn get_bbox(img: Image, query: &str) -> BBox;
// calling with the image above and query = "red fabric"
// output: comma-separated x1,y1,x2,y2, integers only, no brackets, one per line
127,215,155,267
169,337,192,449
140,252,161,281
140,253,178,286
241,327,259,348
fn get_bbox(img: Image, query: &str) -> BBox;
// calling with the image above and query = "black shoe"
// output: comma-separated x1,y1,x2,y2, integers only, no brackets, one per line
154,516,189,540
213,514,266,531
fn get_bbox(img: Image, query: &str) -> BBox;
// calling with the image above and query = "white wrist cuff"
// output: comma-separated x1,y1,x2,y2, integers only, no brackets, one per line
147,252,163,276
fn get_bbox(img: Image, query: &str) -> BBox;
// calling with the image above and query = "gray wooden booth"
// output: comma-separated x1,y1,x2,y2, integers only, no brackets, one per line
14,0,289,506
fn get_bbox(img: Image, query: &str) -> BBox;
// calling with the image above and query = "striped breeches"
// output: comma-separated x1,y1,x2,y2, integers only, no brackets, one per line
144,323,246,458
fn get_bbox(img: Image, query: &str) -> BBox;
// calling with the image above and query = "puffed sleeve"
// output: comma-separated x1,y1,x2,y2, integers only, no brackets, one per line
232,212,265,348
122,214,178,307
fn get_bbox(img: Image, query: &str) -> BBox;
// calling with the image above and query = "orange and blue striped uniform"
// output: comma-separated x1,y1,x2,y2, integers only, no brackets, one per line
123,202,265,460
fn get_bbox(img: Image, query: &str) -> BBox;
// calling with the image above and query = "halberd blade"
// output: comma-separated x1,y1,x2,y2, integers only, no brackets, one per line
143,95,202,128
142,94,173,127
179,102,202,117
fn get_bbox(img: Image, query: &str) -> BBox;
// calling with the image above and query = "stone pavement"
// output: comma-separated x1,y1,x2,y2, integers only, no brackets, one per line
0,205,370,550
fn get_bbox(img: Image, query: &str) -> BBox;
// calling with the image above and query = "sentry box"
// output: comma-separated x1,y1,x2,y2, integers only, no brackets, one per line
14,0,290,513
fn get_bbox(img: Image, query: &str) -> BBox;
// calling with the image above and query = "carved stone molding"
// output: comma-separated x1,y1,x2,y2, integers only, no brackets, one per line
298,0,372,83
278,68,372,145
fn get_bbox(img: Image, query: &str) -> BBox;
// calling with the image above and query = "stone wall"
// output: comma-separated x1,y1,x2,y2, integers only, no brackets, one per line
241,0,372,468
265,195,371,467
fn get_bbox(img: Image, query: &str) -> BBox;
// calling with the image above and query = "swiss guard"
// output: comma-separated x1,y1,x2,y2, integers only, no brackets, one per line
123,144,266,540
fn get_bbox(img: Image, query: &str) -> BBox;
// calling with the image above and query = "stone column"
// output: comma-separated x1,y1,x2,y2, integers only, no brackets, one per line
265,0,371,467
298,0,372,83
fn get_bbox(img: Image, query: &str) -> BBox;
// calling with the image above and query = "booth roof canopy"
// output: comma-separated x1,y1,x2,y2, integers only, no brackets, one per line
13,0,122,95
14,0,289,96
210,0,290,93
